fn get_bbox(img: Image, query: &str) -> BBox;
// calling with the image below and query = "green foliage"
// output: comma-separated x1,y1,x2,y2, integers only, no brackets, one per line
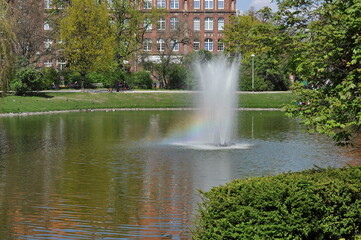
60,0,115,78
10,66,45,95
0,0,16,95
280,0,361,144
182,50,214,90
110,0,162,69
194,167,361,240
42,68,59,88
224,10,291,92
87,70,126,88
130,71,152,89
168,64,187,89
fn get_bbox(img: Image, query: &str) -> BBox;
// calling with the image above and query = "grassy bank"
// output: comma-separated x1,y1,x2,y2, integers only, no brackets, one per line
0,91,295,114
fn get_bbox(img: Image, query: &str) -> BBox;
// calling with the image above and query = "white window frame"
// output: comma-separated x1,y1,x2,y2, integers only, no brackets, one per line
205,17,213,31
194,0,200,9
170,17,179,30
193,40,200,51
57,59,66,70
171,40,179,51
157,38,165,51
157,0,166,8
44,0,52,9
170,0,179,9
218,0,224,9
217,40,224,51
143,18,152,31
44,60,52,68
204,38,213,51
44,39,53,50
144,0,152,9
193,17,200,31
218,18,224,30
157,17,166,30
44,21,51,31
205,0,213,9
143,38,152,51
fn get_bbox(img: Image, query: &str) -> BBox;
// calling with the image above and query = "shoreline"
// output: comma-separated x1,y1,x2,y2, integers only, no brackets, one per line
0,107,281,117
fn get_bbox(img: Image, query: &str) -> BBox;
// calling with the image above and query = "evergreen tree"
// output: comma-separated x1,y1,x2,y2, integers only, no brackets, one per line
60,0,115,88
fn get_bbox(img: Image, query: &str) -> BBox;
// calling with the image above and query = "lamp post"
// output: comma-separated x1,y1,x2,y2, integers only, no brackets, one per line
251,54,255,91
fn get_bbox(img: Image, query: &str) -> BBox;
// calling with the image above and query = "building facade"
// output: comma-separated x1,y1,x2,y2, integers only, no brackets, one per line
141,0,236,60
8,0,236,70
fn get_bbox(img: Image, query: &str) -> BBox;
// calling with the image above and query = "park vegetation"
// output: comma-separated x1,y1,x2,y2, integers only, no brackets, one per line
193,167,361,239
0,0,360,144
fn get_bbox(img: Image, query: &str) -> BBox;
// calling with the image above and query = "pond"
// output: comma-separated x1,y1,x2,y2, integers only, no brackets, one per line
0,111,358,239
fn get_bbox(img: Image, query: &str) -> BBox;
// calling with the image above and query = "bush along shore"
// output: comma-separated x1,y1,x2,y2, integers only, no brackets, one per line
193,167,361,240
0,91,295,115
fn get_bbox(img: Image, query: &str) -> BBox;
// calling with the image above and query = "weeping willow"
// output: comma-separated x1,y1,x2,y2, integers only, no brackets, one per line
0,0,16,96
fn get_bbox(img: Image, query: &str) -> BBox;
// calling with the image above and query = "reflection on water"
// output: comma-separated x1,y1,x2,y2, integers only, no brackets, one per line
0,111,359,239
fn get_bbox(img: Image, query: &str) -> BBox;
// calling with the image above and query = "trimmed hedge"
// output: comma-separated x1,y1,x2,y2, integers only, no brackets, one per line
194,167,361,240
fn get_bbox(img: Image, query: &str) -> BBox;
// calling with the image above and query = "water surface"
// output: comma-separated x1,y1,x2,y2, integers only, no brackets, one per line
0,111,358,239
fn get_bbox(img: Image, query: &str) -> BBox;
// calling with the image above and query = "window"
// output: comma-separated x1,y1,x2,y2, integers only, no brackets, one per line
194,0,200,9
143,38,152,51
170,0,179,9
204,0,213,9
204,17,213,31
204,38,213,51
157,17,166,30
44,0,52,9
144,0,152,9
218,0,224,9
44,60,52,68
217,40,224,51
157,0,166,8
193,39,200,50
157,38,165,51
44,21,51,31
193,18,200,31
57,59,66,70
143,18,152,31
107,0,113,8
218,18,224,30
44,39,53,50
170,17,179,30
171,40,179,51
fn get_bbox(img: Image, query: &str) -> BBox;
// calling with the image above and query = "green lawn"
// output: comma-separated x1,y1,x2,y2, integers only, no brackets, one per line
0,91,295,114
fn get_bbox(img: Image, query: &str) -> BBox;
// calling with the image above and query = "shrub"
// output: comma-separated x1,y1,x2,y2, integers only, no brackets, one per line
42,68,60,89
10,66,45,95
87,70,126,88
194,167,361,240
168,64,187,89
130,71,152,89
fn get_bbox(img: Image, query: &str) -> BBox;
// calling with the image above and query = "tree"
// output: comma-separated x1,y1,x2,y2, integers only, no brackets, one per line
279,0,361,145
109,0,162,70
0,0,16,96
60,0,115,88
141,19,195,88
10,0,45,66
223,9,291,91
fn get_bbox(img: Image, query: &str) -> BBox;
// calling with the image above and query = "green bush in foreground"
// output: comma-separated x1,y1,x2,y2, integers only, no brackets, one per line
194,167,361,240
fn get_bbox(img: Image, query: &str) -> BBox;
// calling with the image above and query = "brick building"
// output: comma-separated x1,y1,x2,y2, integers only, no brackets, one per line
141,0,237,61
7,0,236,69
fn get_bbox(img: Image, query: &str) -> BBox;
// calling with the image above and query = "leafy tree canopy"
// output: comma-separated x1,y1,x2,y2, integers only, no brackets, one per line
0,0,16,95
279,0,361,145
60,0,115,78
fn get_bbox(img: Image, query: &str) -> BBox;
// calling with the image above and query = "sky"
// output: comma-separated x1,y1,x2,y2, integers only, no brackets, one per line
236,0,278,12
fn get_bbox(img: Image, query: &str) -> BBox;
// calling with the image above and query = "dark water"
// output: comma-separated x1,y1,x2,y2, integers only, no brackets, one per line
0,111,358,239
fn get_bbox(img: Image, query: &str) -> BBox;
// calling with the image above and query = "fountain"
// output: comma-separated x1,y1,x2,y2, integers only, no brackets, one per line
195,56,240,146
168,55,247,149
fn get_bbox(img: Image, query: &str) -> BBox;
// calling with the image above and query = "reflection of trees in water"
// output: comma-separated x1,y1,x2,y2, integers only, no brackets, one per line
0,112,196,238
